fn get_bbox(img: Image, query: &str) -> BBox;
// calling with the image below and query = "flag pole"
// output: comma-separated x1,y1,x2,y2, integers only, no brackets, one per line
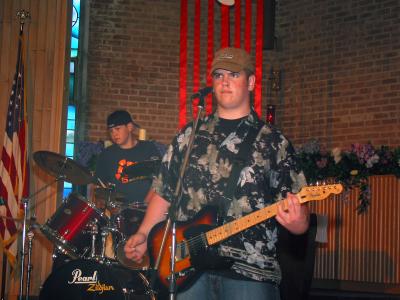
16,9,31,300
1,249,6,300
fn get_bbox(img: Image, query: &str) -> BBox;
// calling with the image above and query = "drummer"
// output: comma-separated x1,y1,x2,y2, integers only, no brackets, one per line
94,110,163,208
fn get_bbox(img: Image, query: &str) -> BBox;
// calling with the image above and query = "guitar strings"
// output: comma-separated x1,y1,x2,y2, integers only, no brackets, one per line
176,233,207,254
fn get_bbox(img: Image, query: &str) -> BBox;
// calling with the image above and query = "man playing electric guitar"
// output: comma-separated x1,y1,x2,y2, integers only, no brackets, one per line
124,47,310,300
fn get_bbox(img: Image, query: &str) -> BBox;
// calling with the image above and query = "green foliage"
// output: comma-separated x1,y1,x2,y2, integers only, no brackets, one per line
296,140,400,213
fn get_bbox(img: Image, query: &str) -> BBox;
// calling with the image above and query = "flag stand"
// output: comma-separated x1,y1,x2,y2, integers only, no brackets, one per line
1,255,7,300
18,199,29,300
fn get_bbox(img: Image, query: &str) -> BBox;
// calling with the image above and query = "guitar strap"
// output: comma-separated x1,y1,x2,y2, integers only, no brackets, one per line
219,120,265,218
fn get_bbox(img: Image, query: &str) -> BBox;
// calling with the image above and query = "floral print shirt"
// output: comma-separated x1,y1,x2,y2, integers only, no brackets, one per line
152,109,306,284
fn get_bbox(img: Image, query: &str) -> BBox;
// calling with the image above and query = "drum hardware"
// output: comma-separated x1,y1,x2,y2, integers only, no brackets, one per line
39,259,156,300
40,193,109,260
33,151,94,185
122,158,161,183
107,207,151,271
94,185,125,210
25,230,34,299
15,171,64,300
87,219,100,258
97,225,121,261
113,202,147,212
31,150,159,296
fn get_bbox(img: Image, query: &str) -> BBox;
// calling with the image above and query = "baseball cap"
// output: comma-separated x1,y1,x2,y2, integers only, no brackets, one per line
210,47,254,75
106,110,140,129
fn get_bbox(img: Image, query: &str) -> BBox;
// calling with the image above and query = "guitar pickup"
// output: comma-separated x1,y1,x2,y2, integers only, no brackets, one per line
174,240,190,261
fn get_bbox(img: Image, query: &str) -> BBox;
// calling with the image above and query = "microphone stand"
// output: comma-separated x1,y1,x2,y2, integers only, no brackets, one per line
150,96,206,300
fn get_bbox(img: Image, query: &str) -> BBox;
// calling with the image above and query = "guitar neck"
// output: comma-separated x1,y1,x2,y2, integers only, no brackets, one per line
204,184,342,246
205,199,283,246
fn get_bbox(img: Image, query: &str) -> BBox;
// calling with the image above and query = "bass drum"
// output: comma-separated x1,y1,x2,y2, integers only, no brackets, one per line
39,259,155,300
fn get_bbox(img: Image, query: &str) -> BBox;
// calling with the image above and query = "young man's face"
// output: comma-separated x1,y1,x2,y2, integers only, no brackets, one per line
109,123,133,147
212,69,255,115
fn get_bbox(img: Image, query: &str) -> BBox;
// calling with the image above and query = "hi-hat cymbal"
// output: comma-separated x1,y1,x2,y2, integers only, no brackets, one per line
33,151,93,185
122,158,161,182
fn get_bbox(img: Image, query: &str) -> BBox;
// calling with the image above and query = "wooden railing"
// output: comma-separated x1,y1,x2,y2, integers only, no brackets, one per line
309,175,400,294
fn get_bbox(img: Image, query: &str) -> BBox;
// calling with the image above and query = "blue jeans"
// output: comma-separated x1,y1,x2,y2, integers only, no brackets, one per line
176,272,280,300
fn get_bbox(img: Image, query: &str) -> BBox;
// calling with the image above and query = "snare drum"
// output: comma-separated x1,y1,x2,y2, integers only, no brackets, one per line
39,259,155,300
40,193,109,259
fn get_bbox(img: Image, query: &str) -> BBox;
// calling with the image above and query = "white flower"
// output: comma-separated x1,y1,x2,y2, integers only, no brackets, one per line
331,147,342,164
366,154,379,168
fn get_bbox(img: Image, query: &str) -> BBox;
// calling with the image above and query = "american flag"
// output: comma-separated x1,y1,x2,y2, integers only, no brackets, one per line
0,30,30,267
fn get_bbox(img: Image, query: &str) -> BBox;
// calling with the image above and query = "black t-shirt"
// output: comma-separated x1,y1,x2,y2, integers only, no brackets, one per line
217,117,247,136
95,140,162,203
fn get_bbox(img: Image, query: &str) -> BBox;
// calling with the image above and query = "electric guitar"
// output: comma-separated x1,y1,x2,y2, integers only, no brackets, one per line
147,184,343,291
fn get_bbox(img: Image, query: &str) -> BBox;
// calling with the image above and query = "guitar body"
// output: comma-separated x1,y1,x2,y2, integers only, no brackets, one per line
147,184,343,291
147,206,231,291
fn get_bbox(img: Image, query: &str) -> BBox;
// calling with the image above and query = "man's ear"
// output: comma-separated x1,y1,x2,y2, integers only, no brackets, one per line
127,122,135,132
248,74,256,91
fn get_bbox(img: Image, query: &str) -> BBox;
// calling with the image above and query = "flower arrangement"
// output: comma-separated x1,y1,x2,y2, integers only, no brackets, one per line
296,139,400,213
76,140,105,172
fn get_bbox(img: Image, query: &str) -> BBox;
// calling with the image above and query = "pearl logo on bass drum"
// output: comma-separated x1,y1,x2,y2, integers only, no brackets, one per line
68,269,98,284
68,268,115,294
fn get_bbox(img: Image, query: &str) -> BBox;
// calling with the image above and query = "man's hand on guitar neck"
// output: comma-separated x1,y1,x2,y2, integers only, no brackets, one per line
276,192,310,235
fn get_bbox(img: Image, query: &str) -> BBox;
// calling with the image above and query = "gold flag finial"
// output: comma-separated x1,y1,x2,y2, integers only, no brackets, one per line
16,9,31,32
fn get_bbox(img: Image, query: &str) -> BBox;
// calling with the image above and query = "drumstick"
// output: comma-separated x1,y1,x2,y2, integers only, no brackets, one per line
96,177,108,189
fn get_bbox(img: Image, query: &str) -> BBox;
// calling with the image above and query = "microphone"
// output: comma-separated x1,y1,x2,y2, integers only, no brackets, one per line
190,86,213,100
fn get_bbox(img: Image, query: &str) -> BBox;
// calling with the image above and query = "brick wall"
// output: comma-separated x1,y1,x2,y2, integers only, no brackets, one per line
272,0,400,149
86,0,400,150
87,0,182,144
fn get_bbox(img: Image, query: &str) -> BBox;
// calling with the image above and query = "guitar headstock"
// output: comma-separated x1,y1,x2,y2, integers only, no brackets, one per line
298,184,344,203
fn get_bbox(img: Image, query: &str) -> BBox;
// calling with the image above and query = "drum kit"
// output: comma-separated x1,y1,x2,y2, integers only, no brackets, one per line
22,151,161,299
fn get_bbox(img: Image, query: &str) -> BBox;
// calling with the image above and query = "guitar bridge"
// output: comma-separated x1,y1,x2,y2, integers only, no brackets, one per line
167,267,196,280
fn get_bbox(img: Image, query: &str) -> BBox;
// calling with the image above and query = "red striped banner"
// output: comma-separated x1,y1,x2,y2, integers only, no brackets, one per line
179,0,266,125
221,4,230,48
234,1,241,48
244,0,252,52
192,0,201,118
254,0,264,116
206,0,215,115
179,0,188,128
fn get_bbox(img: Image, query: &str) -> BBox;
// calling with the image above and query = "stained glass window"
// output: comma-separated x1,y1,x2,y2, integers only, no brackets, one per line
71,0,80,58
63,0,80,198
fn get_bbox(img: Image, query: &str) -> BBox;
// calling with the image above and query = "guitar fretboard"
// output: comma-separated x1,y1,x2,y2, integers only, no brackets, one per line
205,200,282,245
205,184,343,245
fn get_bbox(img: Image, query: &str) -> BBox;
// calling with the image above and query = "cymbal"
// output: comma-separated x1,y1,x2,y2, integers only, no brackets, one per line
0,215,23,222
122,158,161,182
0,215,40,229
33,151,93,185
94,187,125,203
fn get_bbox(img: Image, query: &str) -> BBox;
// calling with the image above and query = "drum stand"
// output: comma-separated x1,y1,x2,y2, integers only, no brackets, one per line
25,230,34,299
19,176,65,300
19,200,36,300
